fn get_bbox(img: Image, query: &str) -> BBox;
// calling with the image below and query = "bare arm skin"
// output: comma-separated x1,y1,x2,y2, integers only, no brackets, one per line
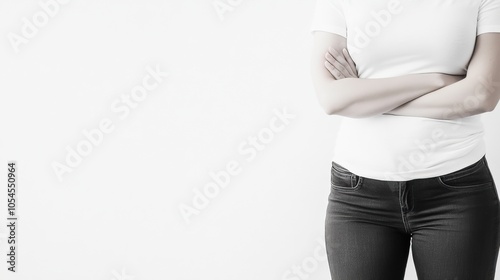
310,31,460,118
385,33,500,119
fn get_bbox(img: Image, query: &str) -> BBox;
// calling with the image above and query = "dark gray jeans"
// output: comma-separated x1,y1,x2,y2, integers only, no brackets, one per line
326,155,500,280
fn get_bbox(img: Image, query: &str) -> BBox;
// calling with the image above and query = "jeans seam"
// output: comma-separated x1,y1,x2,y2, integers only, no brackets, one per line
399,183,411,234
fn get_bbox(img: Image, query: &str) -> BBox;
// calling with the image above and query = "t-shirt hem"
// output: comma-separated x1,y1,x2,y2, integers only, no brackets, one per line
334,151,487,182
477,25,500,35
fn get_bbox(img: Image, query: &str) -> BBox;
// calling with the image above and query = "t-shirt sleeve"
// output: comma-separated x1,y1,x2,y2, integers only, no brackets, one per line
477,0,500,35
309,0,346,37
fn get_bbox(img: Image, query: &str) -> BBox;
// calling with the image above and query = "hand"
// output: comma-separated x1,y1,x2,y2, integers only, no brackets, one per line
324,47,358,79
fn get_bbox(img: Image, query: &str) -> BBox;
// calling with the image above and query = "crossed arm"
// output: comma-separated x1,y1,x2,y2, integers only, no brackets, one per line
310,31,500,119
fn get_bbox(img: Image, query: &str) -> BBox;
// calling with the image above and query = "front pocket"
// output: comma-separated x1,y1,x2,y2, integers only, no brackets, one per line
438,157,494,190
331,162,363,192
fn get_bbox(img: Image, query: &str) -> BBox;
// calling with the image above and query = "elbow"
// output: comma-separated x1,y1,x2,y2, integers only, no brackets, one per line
327,106,354,116
313,81,369,117
327,107,342,115
319,99,340,115
326,104,376,118
317,92,344,115
317,96,367,117
321,101,367,118
472,76,500,113
312,78,346,115
321,106,336,115
483,97,499,112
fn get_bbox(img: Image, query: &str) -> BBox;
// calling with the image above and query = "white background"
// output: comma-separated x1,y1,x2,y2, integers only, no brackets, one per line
0,0,499,279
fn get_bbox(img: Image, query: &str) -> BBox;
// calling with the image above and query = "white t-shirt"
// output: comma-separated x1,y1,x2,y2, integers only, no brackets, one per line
310,0,500,181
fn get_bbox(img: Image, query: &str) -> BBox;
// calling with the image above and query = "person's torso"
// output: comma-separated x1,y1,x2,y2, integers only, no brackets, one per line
333,0,486,181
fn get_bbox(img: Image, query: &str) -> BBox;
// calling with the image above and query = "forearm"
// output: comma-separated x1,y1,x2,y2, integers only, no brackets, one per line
385,76,498,120
310,32,448,118
385,34,500,120
315,73,445,118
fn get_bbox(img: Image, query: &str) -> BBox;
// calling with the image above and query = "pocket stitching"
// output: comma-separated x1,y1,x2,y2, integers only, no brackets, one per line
437,176,493,190
440,157,485,182
331,172,363,192
437,157,493,190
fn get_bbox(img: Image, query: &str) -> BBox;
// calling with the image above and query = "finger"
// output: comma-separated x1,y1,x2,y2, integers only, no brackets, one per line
325,52,349,78
342,48,358,76
328,47,355,77
332,47,356,77
336,48,356,77
324,61,337,78
324,61,345,80
326,49,351,77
